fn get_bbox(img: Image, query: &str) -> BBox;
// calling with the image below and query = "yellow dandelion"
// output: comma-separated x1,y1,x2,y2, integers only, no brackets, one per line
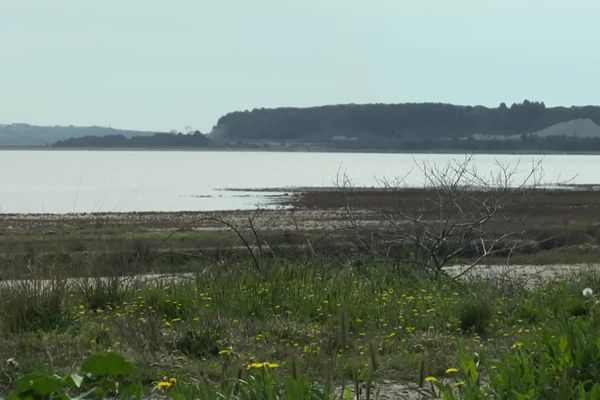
425,376,437,383
445,368,459,374
246,361,280,369
246,362,265,369
511,342,524,350
156,381,173,390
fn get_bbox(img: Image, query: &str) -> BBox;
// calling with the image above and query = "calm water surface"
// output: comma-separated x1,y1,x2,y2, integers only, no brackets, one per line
1,150,599,213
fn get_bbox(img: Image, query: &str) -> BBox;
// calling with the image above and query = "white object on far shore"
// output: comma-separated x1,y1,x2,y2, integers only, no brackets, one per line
582,288,594,298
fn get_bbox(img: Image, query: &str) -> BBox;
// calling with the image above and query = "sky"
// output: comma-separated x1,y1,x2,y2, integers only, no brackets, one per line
1,1,599,132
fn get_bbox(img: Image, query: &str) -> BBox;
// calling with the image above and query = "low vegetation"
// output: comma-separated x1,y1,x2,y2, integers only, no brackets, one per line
2,161,600,398
0,257,598,399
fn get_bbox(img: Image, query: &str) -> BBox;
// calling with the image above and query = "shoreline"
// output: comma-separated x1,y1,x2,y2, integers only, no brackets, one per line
3,146,600,155
1,184,600,218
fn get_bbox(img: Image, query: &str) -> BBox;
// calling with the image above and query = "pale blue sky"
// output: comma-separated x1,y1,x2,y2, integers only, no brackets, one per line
1,1,599,132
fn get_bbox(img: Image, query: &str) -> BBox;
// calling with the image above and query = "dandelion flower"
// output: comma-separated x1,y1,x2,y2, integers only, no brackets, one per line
425,376,437,383
246,362,266,369
246,361,280,369
583,288,594,298
156,381,173,390
445,368,459,374
511,342,524,350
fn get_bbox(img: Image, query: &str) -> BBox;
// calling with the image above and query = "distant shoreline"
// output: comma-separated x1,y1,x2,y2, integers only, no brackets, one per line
3,145,600,156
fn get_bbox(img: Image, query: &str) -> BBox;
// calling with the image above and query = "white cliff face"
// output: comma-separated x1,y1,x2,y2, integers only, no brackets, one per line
527,118,600,139
472,118,600,141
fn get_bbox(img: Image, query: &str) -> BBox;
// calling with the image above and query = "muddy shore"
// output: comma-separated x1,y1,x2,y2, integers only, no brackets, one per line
2,187,600,233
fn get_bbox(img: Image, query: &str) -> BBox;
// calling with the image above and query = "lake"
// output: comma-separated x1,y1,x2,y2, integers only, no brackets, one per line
1,150,599,214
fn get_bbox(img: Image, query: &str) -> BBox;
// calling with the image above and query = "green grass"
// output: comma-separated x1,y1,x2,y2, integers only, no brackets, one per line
0,229,236,254
3,217,600,281
0,230,238,278
0,257,599,398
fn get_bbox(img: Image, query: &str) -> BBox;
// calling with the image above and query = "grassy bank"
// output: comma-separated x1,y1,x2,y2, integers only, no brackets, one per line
3,212,600,280
1,257,599,398
3,188,600,281
2,185,600,398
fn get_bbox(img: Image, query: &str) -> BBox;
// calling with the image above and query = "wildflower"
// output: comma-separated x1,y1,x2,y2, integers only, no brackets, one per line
246,362,280,369
247,362,266,369
453,381,465,387
218,349,231,356
583,288,594,298
445,368,459,374
425,376,437,383
156,381,174,390
511,342,524,350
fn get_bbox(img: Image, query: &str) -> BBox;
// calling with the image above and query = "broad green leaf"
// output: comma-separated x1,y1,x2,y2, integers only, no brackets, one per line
81,352,134,377
590,383,600,400
14,372,65,395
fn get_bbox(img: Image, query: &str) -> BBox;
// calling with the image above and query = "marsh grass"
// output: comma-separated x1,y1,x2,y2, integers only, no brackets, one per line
176,325,221,358
457,296,493,335
75,275,131,310
0,277,71,333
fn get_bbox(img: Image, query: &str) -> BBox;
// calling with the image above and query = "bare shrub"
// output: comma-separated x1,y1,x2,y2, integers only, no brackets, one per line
340,155,545,279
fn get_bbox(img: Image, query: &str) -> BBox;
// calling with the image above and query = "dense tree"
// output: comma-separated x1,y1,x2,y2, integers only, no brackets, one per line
53,131,213,148
50,102,600,152
211,101,600,143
